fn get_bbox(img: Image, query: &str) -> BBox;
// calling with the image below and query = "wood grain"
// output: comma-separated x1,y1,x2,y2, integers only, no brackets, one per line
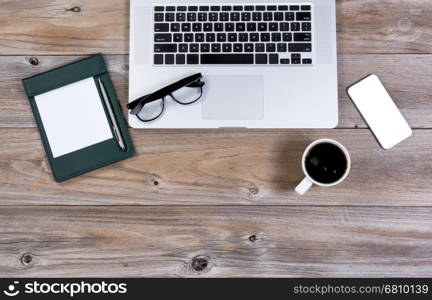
1,206,432,277
0,0,431,55
1,54,431,128
1,128,431,206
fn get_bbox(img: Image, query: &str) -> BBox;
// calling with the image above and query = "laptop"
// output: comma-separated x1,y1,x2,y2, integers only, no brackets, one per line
129,0,338,128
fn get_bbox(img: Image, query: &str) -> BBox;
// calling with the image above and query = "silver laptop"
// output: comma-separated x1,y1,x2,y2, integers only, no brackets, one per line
129,0,338,128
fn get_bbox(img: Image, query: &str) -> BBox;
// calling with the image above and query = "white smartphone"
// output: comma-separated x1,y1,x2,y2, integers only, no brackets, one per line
347,74,412,150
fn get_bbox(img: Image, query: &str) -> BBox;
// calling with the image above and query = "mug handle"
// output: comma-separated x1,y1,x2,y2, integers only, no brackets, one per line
295,177,313,195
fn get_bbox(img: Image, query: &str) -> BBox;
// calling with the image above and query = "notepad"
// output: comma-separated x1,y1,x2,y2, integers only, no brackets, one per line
34,77,113,158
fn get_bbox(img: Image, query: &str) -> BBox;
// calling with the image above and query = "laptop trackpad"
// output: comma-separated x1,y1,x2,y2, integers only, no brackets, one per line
202,75,264,120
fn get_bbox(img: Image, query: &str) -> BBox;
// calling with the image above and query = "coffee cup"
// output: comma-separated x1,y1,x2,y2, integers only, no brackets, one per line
295,139,351,195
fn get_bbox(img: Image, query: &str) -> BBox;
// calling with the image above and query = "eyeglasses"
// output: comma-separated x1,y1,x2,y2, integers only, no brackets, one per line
127,73,205,122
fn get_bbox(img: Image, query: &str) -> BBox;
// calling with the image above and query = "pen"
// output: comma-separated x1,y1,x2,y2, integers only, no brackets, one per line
97,78,126,151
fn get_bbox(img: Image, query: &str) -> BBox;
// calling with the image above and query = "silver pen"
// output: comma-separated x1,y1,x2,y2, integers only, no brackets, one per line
97,78,126,151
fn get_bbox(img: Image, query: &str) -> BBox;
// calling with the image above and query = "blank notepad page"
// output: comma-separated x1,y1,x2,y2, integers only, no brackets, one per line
34,77,113,158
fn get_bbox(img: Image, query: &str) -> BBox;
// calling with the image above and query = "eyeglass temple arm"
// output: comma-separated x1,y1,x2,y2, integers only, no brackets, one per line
128,73,203,113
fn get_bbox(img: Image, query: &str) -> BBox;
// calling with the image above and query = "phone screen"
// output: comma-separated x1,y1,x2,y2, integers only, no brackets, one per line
347,75,412,149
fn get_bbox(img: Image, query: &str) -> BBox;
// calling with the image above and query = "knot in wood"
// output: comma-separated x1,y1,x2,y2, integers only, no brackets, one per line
191,256,209,272
29,57,39,66
248,186,259,195
21,253,33,266
67,6,81,13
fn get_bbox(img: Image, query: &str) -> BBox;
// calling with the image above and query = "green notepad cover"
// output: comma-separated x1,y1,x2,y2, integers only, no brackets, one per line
22,54,134,182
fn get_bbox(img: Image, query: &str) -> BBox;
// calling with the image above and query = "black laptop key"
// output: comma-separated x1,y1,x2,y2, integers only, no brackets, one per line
241,12,251,21
247,23,256,31
188,6,198,11
206,33,216,42
233,43,243,52
187,54,199,64
211,43,221,52
154,54,163,64
267,5,277,11
291,53,301,59
296,12,311,21
165,13,175,21
266,43,276,52
176,13,185,22
222,6,232,11
174,26,183,37
271,33,281,42
244,43,254,52
165,54,174,65
222,43,232,52
154,6,164,11
290,5,300,11
260,33,270,42
280,58,290,64
255,43,265,52
256,5,265,11
190,43,199,52
187,13,196,21
195,33,204,42
274,12,284,21
166,6,175,11
253,12,262,21
204,23,213,32
285,12,294,21
154,23,169,32
182,23,191,32
171,23,180,32
155,13,164,22
220,12,229,21
280,22,290,31
289,43,312,52
209,13,218,21
301,5,311,11
201,43,210,52
230,12,240,21
294,33,312,42
211,6,221,11
193,23,202,32
269,23,278,31
291,22,301,31
255,54,268,64
154,34,172,42
302,22,312,31
154,43,177,53
258,23,267,31
302,58,312,64
278,5,288,11
236,23,246,31
263,12,272,21
269,54,279,64
198,13,207,21
184,33,193,42
277,43,287,52
179,44,188,52
239,33,248,42
199,6,209,11
177,6,187,11
283,33,292,41
214,23,224,31
217,33,227,42
245,5,254,11
250,33,259,42
225,23,235,31
201,54,253,64
228,33,237,42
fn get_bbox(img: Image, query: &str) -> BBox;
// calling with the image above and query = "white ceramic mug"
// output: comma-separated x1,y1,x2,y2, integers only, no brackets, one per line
295,139,351,195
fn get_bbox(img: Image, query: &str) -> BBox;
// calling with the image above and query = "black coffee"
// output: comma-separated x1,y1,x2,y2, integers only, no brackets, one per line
305,143,348,184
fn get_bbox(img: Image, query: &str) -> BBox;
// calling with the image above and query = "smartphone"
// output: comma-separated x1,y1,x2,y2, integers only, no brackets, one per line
347,74,412,150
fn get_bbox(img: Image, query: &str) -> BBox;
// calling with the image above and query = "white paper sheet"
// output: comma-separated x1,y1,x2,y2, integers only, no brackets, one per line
34,77,113,158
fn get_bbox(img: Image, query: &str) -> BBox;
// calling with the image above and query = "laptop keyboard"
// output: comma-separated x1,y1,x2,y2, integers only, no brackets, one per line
153,4,313,65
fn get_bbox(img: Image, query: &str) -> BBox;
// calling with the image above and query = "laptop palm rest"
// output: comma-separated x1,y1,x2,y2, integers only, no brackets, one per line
202,75,264,120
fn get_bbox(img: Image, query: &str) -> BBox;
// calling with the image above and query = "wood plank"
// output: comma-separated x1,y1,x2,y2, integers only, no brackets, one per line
1,206,432,277
0,0,431,55
1,128,431,206
0,54,431,128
